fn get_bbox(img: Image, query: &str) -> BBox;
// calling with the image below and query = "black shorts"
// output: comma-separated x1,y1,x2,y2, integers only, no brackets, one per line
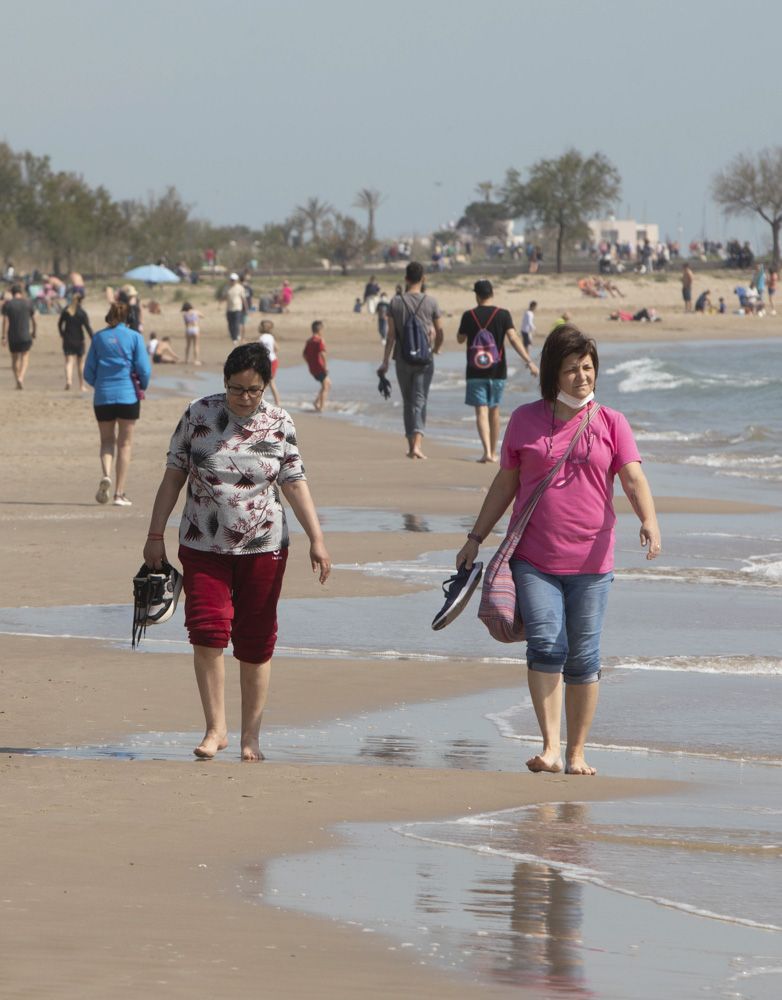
312,370,328,383
62,345,85,357
94,401,140,422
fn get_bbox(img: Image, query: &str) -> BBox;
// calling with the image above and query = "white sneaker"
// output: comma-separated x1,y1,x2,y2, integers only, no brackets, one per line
113,494,132,507
96,476,111,504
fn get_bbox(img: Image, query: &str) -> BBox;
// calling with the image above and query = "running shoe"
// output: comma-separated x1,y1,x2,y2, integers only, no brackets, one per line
95,476,111,504
132,561,183,648
431,561,483,631
113,494,132,507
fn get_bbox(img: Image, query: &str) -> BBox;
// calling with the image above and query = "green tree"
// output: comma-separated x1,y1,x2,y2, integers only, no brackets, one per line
0,142,24,261
41,172,122,274
320,213,366,273
503,149,621,272
296,196,333,242
458,201,510,238
475,180,495,203
712,148,782,270
353,188,384,246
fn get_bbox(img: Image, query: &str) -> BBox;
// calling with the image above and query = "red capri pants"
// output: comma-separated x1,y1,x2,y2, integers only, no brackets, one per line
179,544,288,663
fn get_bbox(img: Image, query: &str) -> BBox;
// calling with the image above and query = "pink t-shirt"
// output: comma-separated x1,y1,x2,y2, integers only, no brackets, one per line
500,399,641,574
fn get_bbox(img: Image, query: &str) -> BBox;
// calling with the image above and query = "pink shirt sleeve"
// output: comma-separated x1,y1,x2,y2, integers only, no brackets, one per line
609,410,642,473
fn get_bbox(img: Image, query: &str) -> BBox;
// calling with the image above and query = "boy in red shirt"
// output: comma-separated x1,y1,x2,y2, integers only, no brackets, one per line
303,320,331,412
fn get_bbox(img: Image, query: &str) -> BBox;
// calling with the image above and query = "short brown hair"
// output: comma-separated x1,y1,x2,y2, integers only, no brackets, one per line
538,323,599,403
105,301,130,327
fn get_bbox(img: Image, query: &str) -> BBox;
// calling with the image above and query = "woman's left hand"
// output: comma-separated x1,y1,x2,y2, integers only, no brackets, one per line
640,521,662,560
310,540,331,583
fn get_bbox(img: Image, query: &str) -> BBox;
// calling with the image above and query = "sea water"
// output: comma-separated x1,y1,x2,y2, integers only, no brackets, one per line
7,337,782,995
151,337,782,491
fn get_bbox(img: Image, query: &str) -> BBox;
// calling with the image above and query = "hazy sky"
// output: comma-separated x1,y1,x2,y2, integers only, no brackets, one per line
2,0,779,247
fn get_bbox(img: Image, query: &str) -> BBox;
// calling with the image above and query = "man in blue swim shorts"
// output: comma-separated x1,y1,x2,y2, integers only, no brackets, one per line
457,280,538,463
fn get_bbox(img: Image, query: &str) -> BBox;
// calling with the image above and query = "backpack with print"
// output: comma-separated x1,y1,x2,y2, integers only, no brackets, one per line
399,295,432,365
468,308,502,370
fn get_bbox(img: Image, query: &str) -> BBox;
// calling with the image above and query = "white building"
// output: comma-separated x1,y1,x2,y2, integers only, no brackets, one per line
588,217,659,248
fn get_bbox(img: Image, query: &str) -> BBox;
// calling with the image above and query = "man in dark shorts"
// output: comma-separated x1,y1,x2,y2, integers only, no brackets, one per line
457,280,538,463
1,285,36,389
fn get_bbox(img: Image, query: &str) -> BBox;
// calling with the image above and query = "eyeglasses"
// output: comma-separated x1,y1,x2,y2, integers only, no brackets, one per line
226,384,264,398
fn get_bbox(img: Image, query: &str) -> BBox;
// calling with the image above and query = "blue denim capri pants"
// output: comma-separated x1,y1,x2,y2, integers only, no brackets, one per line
510,559,613,684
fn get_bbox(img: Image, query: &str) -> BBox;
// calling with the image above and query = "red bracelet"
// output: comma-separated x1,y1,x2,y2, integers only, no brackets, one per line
147,533,164,540
467,531,483,544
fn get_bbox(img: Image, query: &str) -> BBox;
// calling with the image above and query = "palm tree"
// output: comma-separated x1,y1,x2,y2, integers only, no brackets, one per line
295,196,333,242
475,180,495,203
353,188,384,246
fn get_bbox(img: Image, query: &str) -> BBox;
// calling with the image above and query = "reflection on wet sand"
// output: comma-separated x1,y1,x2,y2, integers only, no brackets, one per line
359,734,419,765
402,513,431,533
473,804,588,993
442,739,491,770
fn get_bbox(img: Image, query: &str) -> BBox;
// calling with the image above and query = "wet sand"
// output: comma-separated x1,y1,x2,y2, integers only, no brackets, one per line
0,272,779,997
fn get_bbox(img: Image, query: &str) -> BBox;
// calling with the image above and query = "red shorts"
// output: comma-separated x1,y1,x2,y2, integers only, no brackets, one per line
178,545,288,663
271,358,279,378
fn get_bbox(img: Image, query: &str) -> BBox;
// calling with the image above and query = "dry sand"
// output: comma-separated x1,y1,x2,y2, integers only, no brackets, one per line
1,271,779,997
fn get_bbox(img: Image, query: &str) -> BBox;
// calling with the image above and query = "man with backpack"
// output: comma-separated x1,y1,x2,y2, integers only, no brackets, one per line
377,261,444,459
457,280,538,463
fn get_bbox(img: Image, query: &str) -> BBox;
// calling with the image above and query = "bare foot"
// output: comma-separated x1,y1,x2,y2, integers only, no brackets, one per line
411,450,428,460
526,753,563,773
193,731,228,759
241,739,265,762
565,755,597,775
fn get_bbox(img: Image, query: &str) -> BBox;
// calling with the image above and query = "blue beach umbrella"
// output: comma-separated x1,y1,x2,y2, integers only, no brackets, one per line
124,264,181,285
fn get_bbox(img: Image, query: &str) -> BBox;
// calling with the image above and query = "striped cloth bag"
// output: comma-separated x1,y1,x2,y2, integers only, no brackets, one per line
478,404,601,642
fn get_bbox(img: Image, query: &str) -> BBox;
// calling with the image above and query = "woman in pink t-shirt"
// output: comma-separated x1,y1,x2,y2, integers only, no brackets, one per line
456,325,661,776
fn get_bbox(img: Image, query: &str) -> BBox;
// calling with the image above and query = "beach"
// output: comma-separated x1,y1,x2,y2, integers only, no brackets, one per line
1,270,781,998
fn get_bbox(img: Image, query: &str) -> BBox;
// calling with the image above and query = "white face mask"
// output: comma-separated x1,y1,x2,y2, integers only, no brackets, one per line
557,389,595,410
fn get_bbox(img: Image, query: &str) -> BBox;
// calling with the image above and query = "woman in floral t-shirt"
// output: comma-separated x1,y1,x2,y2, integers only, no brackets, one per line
143,343,331,761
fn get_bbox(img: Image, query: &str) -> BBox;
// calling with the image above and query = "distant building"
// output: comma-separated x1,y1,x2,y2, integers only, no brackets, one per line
588,217,659,248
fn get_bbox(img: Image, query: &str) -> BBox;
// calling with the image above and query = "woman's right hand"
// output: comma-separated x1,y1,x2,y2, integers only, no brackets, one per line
143,538,167,570
456,538,480,571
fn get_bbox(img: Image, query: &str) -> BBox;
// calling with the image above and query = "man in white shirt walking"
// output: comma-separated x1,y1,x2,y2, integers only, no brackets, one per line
520,300,537,350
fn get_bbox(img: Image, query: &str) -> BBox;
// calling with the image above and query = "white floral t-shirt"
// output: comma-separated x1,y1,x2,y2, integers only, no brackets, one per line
166,394,306,555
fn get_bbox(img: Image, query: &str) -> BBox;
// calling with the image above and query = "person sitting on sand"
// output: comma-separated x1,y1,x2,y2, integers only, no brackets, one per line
597,277,624,298
578,277,601,298
456,323,661,776
148,334,179,364
694,290,711,314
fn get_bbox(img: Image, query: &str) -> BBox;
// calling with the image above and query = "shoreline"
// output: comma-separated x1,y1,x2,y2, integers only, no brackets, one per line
1,283,779,995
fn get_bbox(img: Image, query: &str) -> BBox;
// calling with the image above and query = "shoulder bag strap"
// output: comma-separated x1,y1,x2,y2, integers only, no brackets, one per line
501,404,601,554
